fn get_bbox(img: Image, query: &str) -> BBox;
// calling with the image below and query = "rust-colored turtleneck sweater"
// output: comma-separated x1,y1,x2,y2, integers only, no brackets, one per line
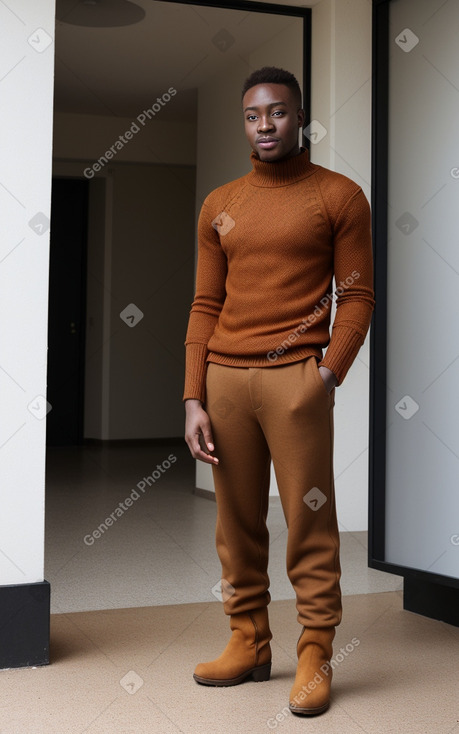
184,147,374,403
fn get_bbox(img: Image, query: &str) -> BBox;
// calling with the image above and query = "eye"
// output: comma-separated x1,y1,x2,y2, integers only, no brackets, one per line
246,114,258,121
272,110,284,117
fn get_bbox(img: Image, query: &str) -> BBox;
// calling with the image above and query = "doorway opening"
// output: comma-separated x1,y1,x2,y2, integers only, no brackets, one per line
47,0,310,614
47,177,88,446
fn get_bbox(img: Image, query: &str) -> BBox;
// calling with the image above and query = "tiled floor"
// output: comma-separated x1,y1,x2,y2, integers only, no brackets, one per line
44,441,402,614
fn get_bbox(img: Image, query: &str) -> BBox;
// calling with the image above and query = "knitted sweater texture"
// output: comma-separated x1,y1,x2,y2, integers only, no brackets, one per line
184,148,374,403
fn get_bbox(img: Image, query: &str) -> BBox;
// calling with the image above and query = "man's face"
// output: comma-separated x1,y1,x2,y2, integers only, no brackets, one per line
242,83,305,162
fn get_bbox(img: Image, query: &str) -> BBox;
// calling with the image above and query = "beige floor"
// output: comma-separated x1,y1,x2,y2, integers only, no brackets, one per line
2,443,456,733
1,591,458,734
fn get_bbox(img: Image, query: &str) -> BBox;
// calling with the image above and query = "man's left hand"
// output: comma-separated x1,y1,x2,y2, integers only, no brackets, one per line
318,365,338,394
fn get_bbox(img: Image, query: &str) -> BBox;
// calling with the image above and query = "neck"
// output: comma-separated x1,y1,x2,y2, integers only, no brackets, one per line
248,147,315,187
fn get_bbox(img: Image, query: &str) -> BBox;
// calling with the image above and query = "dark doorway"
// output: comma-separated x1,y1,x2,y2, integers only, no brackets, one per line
46,177,88,446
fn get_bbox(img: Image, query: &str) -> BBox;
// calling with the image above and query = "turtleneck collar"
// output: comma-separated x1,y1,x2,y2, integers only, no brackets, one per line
248,147,316,188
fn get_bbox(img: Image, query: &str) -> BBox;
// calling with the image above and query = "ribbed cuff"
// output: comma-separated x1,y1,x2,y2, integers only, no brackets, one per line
318,326,364,385
183,342,209,403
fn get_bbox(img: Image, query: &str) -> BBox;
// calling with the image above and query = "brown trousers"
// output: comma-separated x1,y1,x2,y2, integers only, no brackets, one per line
206,357,342,629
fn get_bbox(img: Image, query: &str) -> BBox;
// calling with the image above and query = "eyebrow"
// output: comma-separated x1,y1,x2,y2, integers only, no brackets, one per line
243,101,287,112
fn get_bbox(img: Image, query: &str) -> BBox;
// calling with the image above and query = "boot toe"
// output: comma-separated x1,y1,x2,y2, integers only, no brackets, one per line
193,662,208,679
289,700,330,716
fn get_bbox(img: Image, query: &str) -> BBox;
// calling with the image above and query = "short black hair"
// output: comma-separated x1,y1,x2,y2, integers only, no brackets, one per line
241,66,302,108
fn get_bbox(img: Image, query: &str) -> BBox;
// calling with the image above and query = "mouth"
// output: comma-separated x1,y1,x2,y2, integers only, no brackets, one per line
257,137,280,150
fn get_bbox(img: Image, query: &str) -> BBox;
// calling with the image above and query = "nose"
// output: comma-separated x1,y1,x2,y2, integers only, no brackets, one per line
257,115,275,132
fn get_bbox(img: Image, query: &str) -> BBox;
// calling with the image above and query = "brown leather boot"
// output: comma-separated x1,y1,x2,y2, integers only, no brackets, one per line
193,608,272,686
289,627,335,715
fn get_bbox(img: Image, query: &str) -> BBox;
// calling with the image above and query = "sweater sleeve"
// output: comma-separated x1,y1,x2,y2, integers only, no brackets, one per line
183,199,228,403
318,186,375,384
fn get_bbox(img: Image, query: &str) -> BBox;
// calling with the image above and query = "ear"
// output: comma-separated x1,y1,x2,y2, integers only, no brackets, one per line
297,108,305,127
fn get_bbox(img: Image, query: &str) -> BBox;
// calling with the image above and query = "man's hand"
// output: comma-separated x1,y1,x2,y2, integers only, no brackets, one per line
318,365,338,394
184,399,219,465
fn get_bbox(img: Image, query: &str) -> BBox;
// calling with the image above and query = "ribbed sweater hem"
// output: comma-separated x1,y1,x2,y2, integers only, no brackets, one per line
207,346,323,369
182,345,325,402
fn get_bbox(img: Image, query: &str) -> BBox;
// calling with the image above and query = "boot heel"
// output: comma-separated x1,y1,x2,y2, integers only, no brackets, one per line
251,662,271,682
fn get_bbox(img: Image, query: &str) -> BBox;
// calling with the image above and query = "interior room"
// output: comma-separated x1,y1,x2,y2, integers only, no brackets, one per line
1,1,458,732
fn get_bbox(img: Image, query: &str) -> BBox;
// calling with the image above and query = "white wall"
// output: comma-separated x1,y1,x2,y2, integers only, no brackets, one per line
53,111,196,167
0,0,55,585
195,0,373,531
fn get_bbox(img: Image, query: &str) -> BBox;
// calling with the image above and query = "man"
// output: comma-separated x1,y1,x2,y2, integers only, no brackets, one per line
184,66,374,716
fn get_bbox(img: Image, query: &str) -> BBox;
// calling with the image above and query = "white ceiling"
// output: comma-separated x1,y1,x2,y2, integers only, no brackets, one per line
54,0,319,122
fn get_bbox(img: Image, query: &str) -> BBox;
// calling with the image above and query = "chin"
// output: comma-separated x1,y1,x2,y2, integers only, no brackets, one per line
255,147,284,162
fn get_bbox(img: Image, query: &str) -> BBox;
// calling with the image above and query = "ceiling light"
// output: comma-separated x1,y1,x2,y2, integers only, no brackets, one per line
56,0,146,28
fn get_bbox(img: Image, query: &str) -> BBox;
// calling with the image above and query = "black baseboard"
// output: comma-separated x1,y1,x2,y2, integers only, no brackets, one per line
404,576,459,627
0,581,50,669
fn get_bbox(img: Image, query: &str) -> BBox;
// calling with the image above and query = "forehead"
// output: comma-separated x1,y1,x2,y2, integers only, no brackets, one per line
242,83,295,109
